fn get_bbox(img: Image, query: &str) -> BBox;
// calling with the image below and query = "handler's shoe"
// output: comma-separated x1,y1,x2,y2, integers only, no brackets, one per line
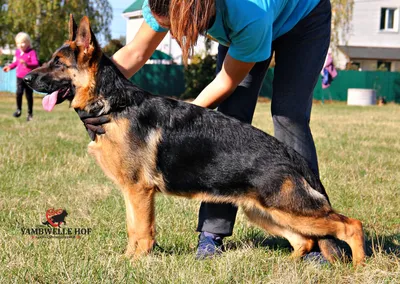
303,252,330,265
195,232,224,260
27,114,33,121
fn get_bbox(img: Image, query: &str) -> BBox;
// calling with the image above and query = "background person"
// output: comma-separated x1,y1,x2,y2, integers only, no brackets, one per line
107,0,332,259
321,48,337,89
3,32,39,121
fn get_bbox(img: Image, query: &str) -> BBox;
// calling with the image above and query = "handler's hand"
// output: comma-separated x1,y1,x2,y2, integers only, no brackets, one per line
2,66,10,72
75,109,111,141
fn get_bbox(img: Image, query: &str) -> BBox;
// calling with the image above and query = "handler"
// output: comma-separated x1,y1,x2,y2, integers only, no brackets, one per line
109,0,332,259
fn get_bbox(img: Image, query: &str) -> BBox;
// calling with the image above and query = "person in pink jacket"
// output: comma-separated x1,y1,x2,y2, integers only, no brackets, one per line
3,32,39,121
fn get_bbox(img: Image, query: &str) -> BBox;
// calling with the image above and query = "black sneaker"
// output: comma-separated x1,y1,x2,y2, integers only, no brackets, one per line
303,252,329,265
13,109,21,117
195,232,224,260
27,114,33,121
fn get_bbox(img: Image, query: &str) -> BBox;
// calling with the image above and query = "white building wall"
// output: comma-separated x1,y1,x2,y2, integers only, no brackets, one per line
392,61,400,71
348,0,400,48
125,17,143,44
124,14,218,65
360,60,380,71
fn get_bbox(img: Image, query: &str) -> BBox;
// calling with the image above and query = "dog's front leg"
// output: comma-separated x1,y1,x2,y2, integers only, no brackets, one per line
123,185,156,259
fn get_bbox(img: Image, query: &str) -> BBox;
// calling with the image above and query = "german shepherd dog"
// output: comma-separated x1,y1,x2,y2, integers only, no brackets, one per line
24,15,365,266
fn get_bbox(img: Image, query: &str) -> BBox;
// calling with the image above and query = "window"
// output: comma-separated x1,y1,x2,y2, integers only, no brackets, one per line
380,8,398,31
346,61,361,71
377,61,391,71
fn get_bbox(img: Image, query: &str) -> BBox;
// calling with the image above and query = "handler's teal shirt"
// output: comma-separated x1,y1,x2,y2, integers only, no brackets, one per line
143,0,320,63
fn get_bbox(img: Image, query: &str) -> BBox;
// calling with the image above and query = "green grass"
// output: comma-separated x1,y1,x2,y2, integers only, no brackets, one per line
0,93,399,283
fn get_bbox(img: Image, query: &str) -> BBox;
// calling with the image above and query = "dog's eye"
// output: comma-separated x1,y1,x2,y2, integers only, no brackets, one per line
53,58,66,68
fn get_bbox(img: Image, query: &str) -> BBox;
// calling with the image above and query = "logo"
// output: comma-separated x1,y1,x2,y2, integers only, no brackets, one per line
21,208,92,239
42,208,68,228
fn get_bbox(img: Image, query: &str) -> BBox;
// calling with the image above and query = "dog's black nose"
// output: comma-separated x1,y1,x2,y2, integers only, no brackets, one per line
23,73,36,85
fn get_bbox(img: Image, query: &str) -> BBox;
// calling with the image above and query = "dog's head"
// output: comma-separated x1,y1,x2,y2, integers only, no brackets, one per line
24,15,102,112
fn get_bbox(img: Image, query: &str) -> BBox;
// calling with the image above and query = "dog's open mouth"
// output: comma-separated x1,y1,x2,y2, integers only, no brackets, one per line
42,88,71,112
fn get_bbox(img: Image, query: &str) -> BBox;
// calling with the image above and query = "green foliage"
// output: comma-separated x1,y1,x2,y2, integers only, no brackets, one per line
345,62,360,71
103,39,124,57
181,54,217,100
0,54,13,66
331,0,354,52
0,0,112,63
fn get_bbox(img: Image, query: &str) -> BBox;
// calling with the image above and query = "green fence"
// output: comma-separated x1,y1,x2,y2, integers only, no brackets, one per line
128,65,400,103
259,69,400,103
129,64,185,97
314,70,400,103
2,64,400,103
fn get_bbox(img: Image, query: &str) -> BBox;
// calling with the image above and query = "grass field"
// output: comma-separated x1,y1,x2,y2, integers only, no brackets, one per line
0,93,399,283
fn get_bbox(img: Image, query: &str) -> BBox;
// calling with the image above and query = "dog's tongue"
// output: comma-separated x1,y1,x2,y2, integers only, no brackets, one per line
42,90,59,112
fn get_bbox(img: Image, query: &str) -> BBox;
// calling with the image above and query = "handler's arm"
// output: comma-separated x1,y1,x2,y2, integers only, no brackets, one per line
192,54,255,109
112,21,167,79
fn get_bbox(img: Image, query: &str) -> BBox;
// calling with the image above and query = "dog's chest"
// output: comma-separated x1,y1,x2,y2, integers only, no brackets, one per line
87,119,165,191
87,119,131,186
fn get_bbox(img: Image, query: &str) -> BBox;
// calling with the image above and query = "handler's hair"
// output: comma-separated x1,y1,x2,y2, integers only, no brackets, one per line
149,0,215,65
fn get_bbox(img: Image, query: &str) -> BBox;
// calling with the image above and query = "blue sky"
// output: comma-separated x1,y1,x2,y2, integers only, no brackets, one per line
109,0,135,40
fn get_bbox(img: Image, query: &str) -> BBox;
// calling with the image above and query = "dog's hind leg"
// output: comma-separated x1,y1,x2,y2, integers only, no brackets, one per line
268,209,365,266
123,184,156,259
243,207,315,259
265,176,365,266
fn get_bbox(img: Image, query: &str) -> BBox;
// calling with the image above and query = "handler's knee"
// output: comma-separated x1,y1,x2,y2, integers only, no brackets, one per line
272,114,310,136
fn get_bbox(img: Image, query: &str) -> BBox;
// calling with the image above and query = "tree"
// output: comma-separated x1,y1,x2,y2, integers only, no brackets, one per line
0,1,10,43
181,54,217,100
103,39,124,57
0,0,112,63
331,0,354,51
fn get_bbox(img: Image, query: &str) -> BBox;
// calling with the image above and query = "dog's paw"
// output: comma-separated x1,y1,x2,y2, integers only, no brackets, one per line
124,238,155,260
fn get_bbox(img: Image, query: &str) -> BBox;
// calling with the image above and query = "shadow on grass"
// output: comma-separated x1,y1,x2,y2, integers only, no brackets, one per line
226,230,400,260
152,230,400,261
364,232,400,256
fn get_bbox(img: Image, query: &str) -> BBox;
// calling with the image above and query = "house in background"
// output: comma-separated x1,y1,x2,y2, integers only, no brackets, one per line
122,0,218,64
337,0,400,71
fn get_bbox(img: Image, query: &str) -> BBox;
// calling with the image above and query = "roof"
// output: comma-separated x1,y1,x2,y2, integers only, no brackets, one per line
338,46,400,61
123,0,144,13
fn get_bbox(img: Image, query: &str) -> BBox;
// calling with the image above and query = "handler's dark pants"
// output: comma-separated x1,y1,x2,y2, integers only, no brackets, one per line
197,0,332,236
16,77,34,115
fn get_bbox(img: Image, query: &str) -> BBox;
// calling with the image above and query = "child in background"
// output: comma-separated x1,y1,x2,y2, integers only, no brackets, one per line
3,32,39,121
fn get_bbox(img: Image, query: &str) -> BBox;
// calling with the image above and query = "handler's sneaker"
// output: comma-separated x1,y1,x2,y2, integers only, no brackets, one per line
303,252,330,265
195,232,224,260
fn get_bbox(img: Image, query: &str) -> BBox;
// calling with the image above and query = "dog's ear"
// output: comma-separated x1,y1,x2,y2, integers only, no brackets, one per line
68,14,77,41
76,16,100,60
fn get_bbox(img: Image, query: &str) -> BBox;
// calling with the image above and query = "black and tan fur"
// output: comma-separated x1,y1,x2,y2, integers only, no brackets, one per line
24,15,366,266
